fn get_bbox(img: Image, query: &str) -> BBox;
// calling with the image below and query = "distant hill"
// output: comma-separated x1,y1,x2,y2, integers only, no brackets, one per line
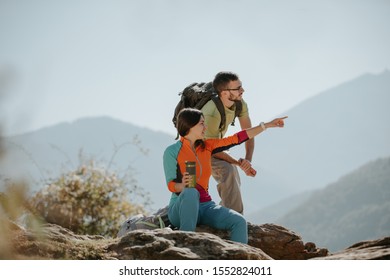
246,190,316,224
240,70,390,214
1,71,390,216
0,117,175,211
276,157,390,252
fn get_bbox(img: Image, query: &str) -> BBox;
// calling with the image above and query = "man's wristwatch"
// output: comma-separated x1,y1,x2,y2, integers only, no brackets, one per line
260,122,266,131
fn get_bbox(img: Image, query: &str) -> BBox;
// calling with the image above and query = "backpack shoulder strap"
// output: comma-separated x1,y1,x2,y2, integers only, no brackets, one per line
211,96,226,134
211,97,244,130
231,100,243,126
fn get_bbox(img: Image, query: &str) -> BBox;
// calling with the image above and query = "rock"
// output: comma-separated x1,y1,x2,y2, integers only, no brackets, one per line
5,220,388,260
8,222,113,260
110,229,271,260
313,236,390,260
197,223,328,260
6,222,270,260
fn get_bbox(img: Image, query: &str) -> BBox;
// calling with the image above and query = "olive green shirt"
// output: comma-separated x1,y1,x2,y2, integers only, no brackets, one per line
201,99,249,139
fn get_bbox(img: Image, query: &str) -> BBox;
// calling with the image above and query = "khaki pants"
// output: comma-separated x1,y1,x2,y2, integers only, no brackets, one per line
211,157,244,214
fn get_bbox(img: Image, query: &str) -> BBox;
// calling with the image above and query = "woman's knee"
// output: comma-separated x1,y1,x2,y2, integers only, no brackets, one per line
227,211,247,231
233,213,247,227
216,208,247,229
181,188,200,201
169,189,199,228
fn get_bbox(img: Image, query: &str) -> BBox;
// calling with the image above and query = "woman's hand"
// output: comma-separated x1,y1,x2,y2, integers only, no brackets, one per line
174,172,191,192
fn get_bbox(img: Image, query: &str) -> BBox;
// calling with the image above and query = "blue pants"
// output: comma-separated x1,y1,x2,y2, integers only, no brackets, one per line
168,188,248,244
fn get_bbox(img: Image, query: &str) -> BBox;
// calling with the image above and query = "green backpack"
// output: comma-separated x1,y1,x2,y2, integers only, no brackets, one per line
172,82,242,138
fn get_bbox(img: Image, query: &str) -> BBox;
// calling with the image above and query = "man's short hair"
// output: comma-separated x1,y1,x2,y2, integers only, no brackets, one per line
213,71,239,94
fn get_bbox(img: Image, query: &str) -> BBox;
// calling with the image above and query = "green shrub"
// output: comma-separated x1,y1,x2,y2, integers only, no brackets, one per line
30,160,147,237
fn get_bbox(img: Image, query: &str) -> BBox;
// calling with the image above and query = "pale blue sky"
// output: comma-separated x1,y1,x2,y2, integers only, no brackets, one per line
1,0,390,136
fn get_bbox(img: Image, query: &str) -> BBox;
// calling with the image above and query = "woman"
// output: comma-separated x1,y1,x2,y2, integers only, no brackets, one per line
163,108,287,244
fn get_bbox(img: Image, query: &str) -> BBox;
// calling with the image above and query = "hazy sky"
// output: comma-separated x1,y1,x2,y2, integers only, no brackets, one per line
1,0,390,136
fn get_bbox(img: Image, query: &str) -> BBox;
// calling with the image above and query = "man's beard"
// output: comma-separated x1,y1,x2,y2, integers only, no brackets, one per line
228,93,242,102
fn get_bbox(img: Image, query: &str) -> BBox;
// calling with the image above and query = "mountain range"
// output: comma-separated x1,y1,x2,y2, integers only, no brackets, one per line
240,69,390,216
1,70,390,221
0,117,175,211
275,156,390,252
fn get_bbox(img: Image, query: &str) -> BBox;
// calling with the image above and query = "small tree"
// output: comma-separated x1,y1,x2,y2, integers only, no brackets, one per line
30,160,147,237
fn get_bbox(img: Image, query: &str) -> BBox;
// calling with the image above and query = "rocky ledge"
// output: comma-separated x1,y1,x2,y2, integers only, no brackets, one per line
4,220,389,260
313,237,390,260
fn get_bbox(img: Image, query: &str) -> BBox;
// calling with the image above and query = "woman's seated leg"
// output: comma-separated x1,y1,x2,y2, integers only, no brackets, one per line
168,188,200,231
199,201,248,244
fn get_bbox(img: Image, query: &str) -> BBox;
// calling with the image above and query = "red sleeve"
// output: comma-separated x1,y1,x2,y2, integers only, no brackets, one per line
237,130,249,143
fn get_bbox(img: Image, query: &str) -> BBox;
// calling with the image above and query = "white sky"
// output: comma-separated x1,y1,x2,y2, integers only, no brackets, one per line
1,0,390,136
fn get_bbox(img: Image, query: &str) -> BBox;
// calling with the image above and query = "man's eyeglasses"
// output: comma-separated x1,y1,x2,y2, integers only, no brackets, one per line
224,86,243,92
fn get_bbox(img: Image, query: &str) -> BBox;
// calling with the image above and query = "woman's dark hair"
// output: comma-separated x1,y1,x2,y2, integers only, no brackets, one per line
212,71,239,94
177,108,205,149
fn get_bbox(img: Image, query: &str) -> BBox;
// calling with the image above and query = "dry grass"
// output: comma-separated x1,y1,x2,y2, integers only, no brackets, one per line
0,182,41,259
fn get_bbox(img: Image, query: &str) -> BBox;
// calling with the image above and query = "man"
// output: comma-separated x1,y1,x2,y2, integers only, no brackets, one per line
201,71,255,214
